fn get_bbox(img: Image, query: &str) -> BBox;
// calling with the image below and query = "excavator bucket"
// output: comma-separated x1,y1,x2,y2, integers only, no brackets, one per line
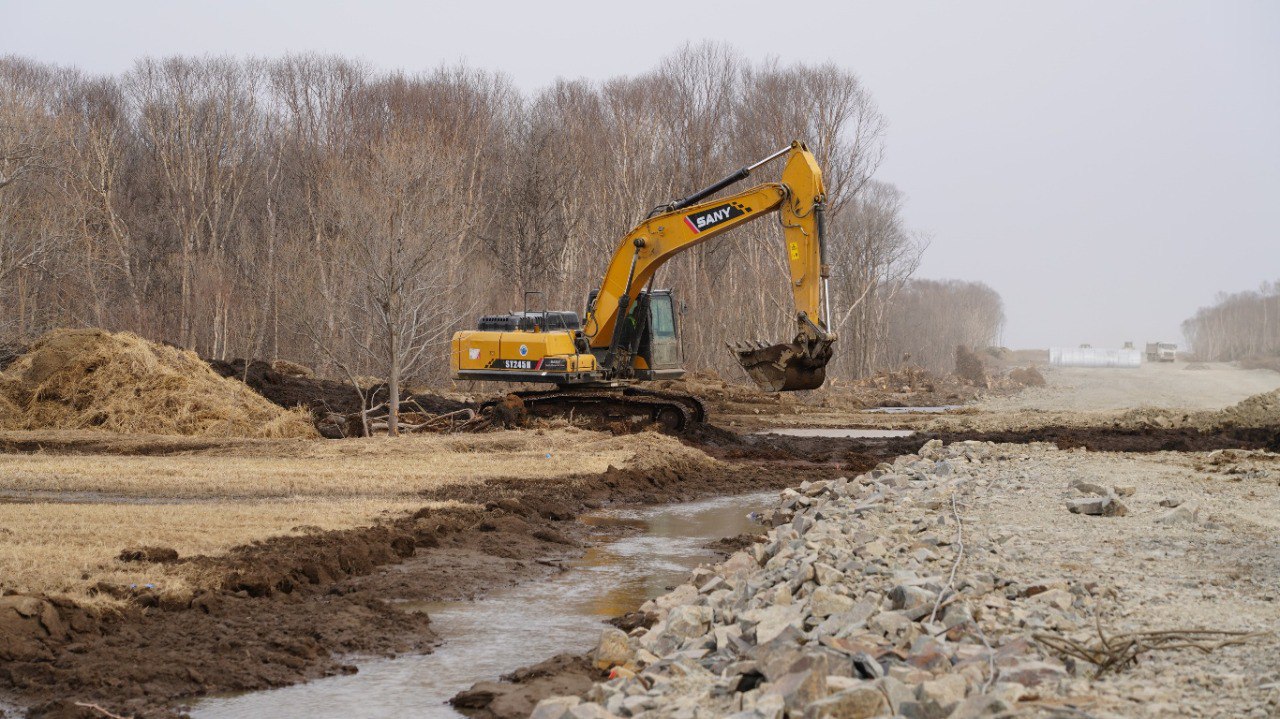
730,336,835,392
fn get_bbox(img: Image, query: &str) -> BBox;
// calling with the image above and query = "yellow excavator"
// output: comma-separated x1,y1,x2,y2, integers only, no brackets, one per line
450,141,836,429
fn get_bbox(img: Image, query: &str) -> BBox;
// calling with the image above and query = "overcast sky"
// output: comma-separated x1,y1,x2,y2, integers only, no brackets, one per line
3,0,1277,349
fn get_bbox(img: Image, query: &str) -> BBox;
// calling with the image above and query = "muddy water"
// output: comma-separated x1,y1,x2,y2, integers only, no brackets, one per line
865,405,962,414
757,427,915,438
191,492,776,719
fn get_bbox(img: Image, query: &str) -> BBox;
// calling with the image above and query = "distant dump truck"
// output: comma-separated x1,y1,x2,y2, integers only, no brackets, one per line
1145,342,1177,362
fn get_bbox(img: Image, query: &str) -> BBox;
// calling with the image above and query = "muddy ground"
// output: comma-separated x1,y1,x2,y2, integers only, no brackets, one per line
205,358,468,419
4,422,1278,719
0,436,848,719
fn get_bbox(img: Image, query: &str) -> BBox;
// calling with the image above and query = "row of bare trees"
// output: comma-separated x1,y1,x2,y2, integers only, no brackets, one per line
0,45,994,391
879,279,1006,375
1183,281,1280,362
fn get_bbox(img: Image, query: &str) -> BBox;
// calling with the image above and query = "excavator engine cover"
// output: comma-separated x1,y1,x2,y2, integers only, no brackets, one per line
732,335,835,392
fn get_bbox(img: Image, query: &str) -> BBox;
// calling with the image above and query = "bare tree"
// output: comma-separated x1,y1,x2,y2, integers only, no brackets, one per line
125,56,262,354
0,48,967,389
883,279,1006,375
0,57,76,337
828,181,928,377
1183,280,1280,362
321,130,481,434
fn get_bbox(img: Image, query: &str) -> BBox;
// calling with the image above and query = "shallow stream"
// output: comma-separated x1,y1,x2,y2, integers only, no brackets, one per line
191,491,776,719
864,405,962,414
756,427,915,438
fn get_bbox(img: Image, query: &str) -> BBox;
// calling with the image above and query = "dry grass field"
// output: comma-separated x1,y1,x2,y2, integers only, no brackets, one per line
0,498,435,608
0,428,689,498
0,428,710,606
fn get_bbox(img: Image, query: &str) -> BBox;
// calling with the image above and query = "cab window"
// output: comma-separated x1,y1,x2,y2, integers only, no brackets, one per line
650,296,676,338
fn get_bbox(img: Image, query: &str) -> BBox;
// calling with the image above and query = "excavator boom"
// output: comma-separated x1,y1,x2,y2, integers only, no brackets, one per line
585,141,835,391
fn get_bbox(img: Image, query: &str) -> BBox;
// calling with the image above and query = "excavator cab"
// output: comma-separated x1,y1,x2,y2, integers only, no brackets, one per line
588,289,684,380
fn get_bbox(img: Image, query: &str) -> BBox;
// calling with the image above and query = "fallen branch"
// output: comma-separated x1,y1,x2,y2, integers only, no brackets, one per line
927,491,999,692
928,492,965,625
404,408,478,433
366,408,482,435
1034,615,1267,676
73,703,133,719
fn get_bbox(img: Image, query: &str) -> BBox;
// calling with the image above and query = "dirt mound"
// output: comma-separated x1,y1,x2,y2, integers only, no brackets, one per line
206,358,467,418
0,329,315,438
0,387,19,417
1106,388,1280,432
206,358,366,414
853,366,937,394
1214,388,1280,429
955,345,987,386
1008,366,1047,387
452,654,605,719
652,372,781,413
657,368,979,419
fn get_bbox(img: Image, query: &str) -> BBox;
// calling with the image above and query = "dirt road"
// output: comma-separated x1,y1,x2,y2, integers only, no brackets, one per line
976,361,1280,413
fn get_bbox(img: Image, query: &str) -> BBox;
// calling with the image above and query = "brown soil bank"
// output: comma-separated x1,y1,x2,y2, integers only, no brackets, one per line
0,455,836,719
205,358,467,418
689,423,1280,464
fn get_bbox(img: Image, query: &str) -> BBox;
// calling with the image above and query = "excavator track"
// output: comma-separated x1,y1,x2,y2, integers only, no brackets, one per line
481,386,707,432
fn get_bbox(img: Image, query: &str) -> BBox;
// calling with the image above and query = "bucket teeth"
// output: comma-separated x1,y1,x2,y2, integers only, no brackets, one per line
728,336,836,393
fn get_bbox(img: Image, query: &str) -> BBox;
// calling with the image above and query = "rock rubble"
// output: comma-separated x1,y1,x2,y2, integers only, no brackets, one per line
531,441,1091,719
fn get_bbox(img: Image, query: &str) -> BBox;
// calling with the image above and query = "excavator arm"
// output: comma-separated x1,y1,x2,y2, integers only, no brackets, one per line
585,141,836,391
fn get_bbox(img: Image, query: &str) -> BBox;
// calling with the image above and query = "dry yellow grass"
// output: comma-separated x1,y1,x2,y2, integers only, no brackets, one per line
0,498,445,607
0,428,705,498
0,389,19,416
0,427,713,606
0,328,315,438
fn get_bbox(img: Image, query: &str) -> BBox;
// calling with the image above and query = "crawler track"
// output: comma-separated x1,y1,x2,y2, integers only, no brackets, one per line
483,386,709,431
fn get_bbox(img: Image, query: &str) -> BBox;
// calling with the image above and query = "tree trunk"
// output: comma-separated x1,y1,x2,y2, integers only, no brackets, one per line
387,323,401,437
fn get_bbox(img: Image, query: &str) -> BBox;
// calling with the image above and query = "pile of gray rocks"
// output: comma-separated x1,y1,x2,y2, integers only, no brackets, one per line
531,440,1093,719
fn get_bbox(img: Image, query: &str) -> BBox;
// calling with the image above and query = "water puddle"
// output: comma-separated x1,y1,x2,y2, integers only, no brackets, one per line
190,491,776,719
755,428,915,438
864,405,962,414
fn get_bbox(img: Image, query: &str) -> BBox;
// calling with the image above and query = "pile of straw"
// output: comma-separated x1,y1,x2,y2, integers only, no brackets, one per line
0,329,316,438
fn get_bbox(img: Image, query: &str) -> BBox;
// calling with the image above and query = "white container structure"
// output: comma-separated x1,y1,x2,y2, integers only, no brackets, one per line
1049,347,1142,368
